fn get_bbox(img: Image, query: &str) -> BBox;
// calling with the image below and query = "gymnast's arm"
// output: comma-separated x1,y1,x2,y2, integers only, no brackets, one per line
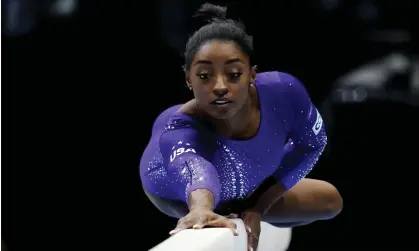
159,126,221,211
251,74,327,214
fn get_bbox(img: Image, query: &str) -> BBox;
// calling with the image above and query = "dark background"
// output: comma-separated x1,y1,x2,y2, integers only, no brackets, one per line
3,0,418,250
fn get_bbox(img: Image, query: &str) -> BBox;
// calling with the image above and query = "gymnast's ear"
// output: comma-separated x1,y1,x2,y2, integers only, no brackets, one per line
251,65,257,81
182,65,192,90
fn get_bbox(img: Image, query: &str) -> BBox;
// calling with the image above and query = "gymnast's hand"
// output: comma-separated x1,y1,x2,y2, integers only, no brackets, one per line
241,210,262,251
169,209,239,236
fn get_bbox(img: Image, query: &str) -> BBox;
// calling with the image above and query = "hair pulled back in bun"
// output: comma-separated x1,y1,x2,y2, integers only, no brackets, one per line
183,3,254,71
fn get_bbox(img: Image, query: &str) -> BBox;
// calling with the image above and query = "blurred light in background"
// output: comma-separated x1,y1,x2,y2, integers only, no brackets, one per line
332,53,418,107
2,0,78,36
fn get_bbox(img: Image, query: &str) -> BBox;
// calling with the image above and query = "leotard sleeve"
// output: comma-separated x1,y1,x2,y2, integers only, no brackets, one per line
159,116,221,207
272,73,327,190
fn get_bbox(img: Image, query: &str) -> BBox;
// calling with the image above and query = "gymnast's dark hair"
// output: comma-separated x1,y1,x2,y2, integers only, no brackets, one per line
183,3,254,71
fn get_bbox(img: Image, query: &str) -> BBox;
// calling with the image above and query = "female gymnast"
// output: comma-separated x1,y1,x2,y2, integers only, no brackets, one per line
140,3,343,251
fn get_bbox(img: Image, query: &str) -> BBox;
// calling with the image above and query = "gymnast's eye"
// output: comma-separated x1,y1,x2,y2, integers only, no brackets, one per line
197,73,210,80
228,72,242,80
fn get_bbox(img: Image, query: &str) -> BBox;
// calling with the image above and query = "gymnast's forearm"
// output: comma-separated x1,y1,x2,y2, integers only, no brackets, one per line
188,189,216,211
250,182,286,215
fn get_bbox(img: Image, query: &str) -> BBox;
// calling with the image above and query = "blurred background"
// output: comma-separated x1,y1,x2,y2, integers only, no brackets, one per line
3,0,418,250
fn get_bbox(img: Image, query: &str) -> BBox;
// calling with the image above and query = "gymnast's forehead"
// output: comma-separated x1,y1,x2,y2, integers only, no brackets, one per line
192,41,249,67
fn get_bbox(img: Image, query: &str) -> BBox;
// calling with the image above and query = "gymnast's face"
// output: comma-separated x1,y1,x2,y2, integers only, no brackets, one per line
186,40,256,120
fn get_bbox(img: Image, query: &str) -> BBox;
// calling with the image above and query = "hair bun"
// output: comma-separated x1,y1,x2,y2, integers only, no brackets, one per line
193,3,228,22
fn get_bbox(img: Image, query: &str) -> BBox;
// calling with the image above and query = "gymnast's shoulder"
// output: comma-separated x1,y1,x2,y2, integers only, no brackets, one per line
256,71,309,100
164,100,205,132
256,71,305,90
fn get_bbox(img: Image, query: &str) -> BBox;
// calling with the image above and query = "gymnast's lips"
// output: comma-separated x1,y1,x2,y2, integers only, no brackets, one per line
210,98,233,105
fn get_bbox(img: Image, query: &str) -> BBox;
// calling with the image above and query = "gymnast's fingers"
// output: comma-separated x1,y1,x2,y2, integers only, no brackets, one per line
225,213,238,219
206,218,238,235
170,217,194,235
192,218,206,229
247,231,259,251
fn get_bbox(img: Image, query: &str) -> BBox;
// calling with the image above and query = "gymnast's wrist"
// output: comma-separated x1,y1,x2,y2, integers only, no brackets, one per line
187,188,216,211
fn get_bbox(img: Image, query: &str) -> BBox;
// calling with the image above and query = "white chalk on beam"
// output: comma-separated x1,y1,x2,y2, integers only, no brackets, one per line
149,219,292,251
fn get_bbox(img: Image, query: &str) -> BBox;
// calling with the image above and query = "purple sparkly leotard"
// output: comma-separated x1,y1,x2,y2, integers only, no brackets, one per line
140,71,327,208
